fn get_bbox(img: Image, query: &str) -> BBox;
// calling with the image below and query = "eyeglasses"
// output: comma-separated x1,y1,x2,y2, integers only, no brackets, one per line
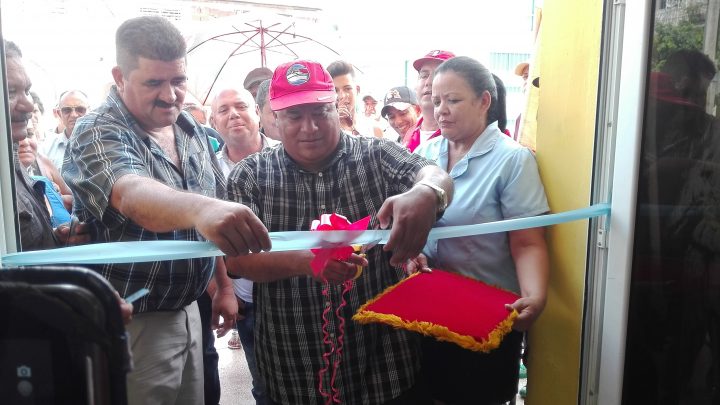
60,106,87,115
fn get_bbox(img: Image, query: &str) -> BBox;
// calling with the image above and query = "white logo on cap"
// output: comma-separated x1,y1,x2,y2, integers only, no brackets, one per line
317,95,335,101
286,63,310,86
386,89,401,101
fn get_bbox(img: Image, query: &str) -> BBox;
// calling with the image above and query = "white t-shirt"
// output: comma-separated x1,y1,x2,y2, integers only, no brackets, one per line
352,115,381,138
419,129,437,144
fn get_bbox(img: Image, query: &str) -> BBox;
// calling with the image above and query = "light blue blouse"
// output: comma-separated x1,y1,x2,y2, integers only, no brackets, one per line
415,122,549,292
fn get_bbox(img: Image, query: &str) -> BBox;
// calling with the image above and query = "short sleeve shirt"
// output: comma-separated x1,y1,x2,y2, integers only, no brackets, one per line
415,122,549,292
226,133,434,404
63,86,224,312
41,132,69,171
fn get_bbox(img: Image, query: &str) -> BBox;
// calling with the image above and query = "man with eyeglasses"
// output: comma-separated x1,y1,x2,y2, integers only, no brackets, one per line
42,89,89,170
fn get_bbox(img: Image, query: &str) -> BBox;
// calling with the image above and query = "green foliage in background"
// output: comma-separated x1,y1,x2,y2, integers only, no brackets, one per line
652,20,705,71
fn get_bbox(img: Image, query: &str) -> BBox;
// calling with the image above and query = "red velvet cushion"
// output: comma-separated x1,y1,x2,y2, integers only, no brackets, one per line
353,269,520,352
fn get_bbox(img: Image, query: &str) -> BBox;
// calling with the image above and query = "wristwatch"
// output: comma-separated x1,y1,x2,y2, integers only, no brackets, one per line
416,180,448,215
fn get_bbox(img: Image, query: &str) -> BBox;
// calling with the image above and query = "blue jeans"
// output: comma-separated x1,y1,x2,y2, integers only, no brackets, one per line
236,301,268,405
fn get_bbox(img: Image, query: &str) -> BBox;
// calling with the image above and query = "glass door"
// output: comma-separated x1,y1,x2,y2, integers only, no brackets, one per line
623,1,720,403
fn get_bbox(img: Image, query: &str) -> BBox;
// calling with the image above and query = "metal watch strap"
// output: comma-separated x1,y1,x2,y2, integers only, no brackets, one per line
415,180,447,214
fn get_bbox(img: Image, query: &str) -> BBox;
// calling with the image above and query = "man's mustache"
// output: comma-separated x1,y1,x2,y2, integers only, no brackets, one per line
154,100,176,108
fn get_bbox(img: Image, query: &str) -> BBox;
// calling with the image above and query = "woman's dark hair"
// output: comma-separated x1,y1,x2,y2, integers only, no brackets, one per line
435,56,499,124
490,74,507,131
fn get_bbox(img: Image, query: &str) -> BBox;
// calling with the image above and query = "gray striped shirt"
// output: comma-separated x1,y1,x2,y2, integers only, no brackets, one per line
63,86,224,312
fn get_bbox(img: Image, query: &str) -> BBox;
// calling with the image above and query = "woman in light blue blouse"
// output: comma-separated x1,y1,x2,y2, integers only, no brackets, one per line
414,56,550,405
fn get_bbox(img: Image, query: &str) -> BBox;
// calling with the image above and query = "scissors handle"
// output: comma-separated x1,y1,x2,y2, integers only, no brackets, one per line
65,215,80,247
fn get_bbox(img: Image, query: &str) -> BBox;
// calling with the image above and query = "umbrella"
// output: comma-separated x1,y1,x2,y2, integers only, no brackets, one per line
184,13,345,105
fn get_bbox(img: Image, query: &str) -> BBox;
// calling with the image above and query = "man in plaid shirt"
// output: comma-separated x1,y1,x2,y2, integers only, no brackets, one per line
226,60,453,405
64,16,271,404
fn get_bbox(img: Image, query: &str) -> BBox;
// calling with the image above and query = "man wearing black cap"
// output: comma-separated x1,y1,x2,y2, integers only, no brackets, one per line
380,86,421,145
225,59,453,405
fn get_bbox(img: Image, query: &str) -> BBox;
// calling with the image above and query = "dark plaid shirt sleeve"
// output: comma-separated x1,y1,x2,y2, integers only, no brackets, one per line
376,137,435,193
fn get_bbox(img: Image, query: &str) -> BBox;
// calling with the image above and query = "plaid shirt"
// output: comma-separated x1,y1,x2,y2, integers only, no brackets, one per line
227,133,434,405
63,87,225,312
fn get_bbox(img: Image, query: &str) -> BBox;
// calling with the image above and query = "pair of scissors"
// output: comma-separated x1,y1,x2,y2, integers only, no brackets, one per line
351,238,381,280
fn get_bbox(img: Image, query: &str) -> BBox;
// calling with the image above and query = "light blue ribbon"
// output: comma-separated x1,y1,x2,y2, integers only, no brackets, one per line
1,203,610,267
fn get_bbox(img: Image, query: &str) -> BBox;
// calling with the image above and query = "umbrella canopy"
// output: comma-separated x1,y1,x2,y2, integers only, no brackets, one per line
184,13,345,105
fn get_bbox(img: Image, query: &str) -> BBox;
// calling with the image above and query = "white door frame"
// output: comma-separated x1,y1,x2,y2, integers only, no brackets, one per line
589,0,652,404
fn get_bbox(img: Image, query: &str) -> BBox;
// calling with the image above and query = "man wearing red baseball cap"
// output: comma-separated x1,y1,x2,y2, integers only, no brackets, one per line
406,49,455,152
224,59,453,405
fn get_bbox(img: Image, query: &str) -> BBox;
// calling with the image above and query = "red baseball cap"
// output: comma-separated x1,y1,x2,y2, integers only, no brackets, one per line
269,60,337,111
649,71,699,108
413,50,456,72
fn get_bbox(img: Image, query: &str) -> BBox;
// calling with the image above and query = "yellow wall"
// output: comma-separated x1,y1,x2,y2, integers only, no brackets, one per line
530,0,603,404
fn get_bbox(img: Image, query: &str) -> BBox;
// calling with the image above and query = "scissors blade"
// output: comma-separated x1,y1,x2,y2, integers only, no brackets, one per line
361,238,382,254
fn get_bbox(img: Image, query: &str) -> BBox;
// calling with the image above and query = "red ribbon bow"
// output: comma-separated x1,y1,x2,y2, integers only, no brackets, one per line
310,213,370,404
310,213,371,277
